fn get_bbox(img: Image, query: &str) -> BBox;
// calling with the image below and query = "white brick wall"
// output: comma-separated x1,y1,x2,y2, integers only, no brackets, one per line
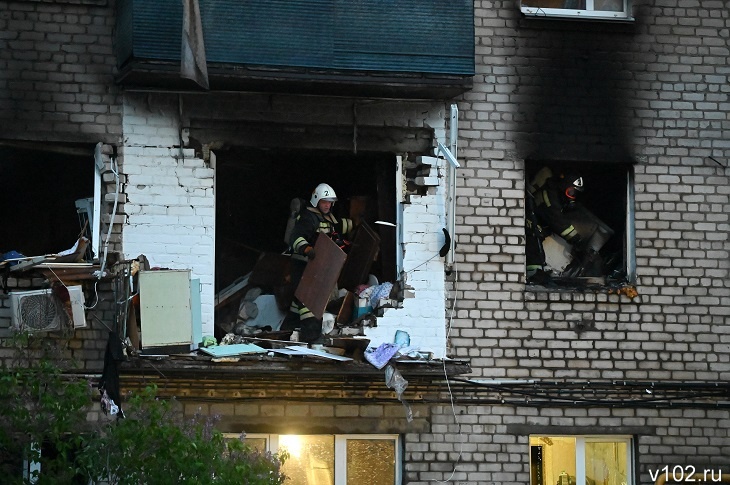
370,191,449,357
118,92,452,346
121,94,216,334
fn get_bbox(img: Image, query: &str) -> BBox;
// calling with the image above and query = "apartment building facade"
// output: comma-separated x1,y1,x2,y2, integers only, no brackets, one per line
1,0,728,483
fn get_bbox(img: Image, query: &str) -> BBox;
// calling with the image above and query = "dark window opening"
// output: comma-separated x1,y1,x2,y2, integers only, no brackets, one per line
525,161,632,289
0,144,96,260
214,147,397,332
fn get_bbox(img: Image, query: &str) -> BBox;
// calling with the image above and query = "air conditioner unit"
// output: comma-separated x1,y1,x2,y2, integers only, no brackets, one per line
10,286,86,333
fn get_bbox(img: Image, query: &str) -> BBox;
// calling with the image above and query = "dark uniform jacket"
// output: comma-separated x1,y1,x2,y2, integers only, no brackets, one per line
289,207,353,259
532,177,580,243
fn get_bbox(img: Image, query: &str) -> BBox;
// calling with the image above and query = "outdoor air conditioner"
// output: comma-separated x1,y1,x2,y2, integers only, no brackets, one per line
10,286,86,333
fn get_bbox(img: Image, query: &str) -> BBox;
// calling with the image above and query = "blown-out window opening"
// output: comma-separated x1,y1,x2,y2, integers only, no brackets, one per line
524,161,635,290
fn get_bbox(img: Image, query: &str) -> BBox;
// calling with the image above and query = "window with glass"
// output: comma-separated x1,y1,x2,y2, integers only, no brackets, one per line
227,434,401,485
529,435,633,485
520,0,632,20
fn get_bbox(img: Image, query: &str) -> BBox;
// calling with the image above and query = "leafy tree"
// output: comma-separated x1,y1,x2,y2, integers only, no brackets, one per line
84,386,287,485
0,333,91,485
0,333,286,484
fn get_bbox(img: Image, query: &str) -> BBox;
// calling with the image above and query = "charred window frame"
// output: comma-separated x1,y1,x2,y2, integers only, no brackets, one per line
520,0,633,21
525,162,635,289
0,142,101,264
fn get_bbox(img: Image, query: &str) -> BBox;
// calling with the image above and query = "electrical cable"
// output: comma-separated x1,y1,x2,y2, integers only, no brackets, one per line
431,260,463,483
85,280,100,310
98,156,119,281
86,156,119,312
45,266,67,291
447,378,730,408
403,252,440,275
84,155,119,312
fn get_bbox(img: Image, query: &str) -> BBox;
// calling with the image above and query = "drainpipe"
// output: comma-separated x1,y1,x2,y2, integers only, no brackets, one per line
439,104,459,268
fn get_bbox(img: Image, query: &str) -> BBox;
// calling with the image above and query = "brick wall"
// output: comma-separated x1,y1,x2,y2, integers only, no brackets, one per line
403,405,730,484
0,0,121,367
0,0,121,144
120,93,216,334
180,400,431,436
452,0,730,380
0,276,112,371
428,0,730,481
170,398,730,484
118,92,452,354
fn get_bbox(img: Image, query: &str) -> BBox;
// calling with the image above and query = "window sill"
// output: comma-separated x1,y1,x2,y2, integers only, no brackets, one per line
520,7,634,22
525,277,636,296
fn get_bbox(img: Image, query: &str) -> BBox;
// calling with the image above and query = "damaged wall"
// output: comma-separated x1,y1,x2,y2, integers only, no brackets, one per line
120,94,216,335
0,0,121,372
374,160,450,354
437,1,730,480
455,0,730,381
2,0,729,483
118,91,452,354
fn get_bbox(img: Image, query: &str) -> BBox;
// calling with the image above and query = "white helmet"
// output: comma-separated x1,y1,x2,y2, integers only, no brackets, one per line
310,183,337,207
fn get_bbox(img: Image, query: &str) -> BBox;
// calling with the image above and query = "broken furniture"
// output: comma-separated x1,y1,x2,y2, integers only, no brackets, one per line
214,252,291,339
294,232,347,321
338,221,380,291
541,205,615,278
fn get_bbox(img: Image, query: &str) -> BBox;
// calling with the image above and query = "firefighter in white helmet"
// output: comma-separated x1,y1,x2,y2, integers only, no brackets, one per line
282,183,355,342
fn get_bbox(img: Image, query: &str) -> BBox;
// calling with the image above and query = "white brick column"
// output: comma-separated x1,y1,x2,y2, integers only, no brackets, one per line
366,108,451,358
120,94,216,335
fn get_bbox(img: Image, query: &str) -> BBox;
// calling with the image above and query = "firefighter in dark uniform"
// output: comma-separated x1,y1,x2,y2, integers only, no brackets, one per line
282,183,354,342
526,168,585,282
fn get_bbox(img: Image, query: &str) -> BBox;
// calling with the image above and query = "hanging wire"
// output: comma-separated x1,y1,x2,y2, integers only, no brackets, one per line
431,260,464,483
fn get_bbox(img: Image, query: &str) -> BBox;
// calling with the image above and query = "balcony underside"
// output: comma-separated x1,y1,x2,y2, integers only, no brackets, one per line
117,60,473,99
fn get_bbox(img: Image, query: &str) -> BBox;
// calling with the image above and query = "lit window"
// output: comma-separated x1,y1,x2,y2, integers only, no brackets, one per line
227,434,401,485
530,435,634,485
520,0,633,21
525,162,635,288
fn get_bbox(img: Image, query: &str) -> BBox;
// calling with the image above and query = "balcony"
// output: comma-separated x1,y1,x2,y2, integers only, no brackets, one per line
115,0,475,99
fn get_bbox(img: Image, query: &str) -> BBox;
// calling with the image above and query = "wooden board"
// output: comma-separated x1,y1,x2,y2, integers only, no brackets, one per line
294,233,346,320
336,291,354,324
338,221,381,291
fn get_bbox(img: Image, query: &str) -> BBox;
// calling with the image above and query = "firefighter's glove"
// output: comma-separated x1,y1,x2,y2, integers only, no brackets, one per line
304,246,316,260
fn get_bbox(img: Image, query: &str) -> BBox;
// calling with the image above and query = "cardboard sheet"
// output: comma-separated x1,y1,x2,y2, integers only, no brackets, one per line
199,343,267,357
294,233,346,320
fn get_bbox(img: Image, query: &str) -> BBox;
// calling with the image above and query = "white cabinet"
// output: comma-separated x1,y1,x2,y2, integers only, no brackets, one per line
139,270,192,351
